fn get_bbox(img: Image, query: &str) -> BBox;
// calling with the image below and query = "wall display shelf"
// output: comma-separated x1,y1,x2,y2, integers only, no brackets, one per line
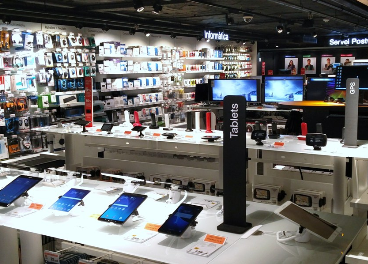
181,57,225,61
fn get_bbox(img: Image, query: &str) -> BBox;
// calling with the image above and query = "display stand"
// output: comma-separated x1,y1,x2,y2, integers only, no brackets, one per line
52,199,86,217
121,110,133,129
108,210,140,228
132,126,146,138
181,222,197,239
74,119,91,133
13,192,29,207
217,95,252,234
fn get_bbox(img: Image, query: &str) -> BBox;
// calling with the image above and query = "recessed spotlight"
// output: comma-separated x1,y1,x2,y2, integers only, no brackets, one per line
129,28,136,35
196,35,203,41
2,15,11,25
145,31,150,37
276,25,284,34
286,27,291,34
206,39,210,42
276,45,279,47
170,32,176,39
134,0,145,12
313,32,317,38
102,25,110,32
152,2,162,14
75,23,83,29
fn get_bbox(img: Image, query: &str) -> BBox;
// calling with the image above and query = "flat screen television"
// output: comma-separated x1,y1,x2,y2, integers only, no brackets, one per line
209,79,261,102
194,83,210,102
306,78,335,100
264,75,305,103
335,66,368,90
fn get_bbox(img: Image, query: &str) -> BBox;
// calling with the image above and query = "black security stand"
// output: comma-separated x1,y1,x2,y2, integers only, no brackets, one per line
132,126,147,138
74,119,91,133
217,95,252,234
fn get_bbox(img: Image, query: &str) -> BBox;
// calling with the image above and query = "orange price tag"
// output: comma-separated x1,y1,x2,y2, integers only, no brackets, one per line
144,223,161,232
29,203,43,210
274,142,285,147
96,129,102,132
204,234,226,245
90,214,101,219
153,133,161,137
124,131,132,135
185,135,193,138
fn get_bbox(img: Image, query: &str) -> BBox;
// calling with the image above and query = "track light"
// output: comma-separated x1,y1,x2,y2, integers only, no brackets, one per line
145,31,150,37
170,32,176,39
276,24,284,34
129,28,136,35
75,23,83,29
235,40,241,43
2,15,11,25
134,0,145,12
226,14,234,26
152,2,162,14
313,31,317,38
206,39,210,42
286,27,291,34
196,35,203,41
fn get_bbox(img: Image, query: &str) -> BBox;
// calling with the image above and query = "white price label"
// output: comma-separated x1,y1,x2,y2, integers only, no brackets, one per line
44,250,60,263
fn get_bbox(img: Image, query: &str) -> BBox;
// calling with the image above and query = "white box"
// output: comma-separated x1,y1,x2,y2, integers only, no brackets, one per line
189,179,215,195
133,97,140,105
139,46,147,55
252,184,285,205
133,80,141,88
291,189,326,211
133,48,140,56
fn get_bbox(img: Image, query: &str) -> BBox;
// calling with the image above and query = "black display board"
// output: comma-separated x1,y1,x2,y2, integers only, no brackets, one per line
344,78,359,147
217,95,252,234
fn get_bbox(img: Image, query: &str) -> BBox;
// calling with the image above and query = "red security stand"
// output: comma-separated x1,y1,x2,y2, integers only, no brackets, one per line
301,122,308,136
205,112,213,133
133,111,142,127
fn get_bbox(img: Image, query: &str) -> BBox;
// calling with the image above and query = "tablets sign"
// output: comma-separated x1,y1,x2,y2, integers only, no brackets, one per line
329,37,368,46
204,30,229,41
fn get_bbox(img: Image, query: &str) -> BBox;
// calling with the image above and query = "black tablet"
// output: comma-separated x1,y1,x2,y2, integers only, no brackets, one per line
158,203,203,236
49,188,90,212
101,123,114,132
98,193,147,224
0,175,42,207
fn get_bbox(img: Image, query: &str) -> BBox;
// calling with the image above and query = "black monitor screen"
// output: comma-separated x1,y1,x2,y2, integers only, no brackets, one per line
210,79,260,102
264,76,305,103
194,83,210,102
335,66,368,90
306,78,335,100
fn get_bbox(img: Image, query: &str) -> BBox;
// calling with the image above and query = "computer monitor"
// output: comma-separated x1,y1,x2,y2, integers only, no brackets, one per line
209,79,261,102
335,66,368,90
306,77,335,100
264,75,305,103
194,83,210,102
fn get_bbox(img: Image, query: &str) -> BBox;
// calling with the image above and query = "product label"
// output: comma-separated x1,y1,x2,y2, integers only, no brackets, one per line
144,223,161,232
204,234,226,245
29,203,43,210
44,250,60,263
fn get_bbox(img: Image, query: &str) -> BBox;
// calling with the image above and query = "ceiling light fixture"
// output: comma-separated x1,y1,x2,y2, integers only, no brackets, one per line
313,31,317,38
75,23,83,29
145,31,150,37
2,15,11,25
152,2,162,14
286,27,291,35
102,25,110,32
129,28,136,35
206,39,210,42
226,14,235,26
134,0,145,12
196,35,203,41
170,32,176,39
276,24,284,34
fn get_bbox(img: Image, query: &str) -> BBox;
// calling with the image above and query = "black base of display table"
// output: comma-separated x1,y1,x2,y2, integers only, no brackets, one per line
217,222,252,234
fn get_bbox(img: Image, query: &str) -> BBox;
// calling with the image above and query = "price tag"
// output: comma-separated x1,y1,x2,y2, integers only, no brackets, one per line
29,203,43,210
153,133,161,137
144,223,161,232
89,214,100,219
185,135,193,138
203,234,226,245
124,131,132,135
274,142,285,147
44,250,60,263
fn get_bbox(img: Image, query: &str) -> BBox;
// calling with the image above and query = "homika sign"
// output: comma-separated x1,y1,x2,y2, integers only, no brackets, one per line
204,30,229,41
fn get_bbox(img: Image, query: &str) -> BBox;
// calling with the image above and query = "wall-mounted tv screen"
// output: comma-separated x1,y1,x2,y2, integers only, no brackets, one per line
209,79,261,102
335,66,368,90
264,75,305,103
306,78,335,101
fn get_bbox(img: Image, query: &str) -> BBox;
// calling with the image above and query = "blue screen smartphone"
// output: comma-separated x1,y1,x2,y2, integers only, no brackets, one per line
0,175,42,207
49,188,90,212
158,203,203,236
98,193,147,224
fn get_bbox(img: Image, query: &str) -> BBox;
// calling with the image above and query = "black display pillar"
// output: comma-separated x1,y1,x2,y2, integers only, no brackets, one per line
217,95,252,234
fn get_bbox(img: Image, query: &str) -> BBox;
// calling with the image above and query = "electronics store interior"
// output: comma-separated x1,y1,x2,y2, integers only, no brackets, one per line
3,1,368,263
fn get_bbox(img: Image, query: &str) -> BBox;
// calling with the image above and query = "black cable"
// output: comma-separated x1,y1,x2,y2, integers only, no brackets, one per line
298,167,303,180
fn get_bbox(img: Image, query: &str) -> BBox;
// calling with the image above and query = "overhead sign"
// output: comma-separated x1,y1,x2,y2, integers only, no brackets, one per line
204,30,229,41
329,37,368,46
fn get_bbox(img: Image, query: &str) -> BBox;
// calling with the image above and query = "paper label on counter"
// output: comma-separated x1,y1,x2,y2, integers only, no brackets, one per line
6,207,38,218
44,250,60,263
203,234,226,245
144,223,161,232
29,203,43,210
123,228,158,243
187,234,226,257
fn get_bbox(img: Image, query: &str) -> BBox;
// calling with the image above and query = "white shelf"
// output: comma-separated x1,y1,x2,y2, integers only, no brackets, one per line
55,91,85,95
97,54,161,59
100,86,163,92
99,71,163,75
183,70,223,74
180,57,224,61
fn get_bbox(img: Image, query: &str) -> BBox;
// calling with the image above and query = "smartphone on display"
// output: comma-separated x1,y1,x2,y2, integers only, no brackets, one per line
0,175,42,207
158,203,203,236
49,188,90,212
98,193,147,224
274,201,342,242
